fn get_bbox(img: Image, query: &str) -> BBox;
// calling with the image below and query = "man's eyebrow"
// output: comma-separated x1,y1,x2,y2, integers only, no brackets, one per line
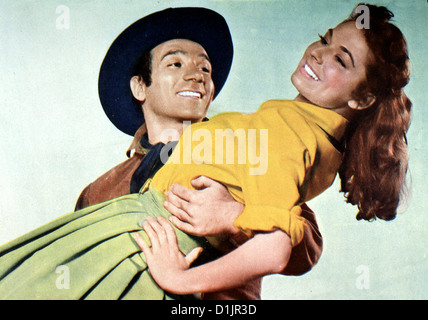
329,28,355,68
199,53,211,63
161,50,211,63
161,50,187,61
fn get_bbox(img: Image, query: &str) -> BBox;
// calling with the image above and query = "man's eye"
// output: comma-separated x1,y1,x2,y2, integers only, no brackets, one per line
168,62,182,68
201,67,211,73
318,34,328,45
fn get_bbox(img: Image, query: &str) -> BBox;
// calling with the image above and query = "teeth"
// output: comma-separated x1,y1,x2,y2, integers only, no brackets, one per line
177,91,202,98
304,64,319,81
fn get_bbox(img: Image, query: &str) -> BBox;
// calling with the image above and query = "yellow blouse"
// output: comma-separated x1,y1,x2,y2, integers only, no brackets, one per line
150,99,348,247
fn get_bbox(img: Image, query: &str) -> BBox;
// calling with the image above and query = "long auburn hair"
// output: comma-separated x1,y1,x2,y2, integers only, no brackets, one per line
338,4,412,221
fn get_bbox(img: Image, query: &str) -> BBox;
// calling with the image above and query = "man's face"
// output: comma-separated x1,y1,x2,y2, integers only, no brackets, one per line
139,39,215,124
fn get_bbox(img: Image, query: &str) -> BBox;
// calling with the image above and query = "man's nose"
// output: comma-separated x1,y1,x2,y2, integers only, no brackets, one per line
184,66,204,82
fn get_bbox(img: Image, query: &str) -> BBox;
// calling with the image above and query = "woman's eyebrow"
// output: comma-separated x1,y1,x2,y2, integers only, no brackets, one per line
329,28,355,68
340,45,355,67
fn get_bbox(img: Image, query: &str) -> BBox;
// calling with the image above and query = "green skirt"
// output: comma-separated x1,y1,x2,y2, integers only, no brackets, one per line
0,187,206,300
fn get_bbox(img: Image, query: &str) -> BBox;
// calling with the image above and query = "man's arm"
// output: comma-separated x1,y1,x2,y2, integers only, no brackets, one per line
74,125,148,211
74,153,146,211
165,176,323,274
282,203,323,275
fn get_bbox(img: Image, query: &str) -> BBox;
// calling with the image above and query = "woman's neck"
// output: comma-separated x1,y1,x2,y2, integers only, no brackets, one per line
293,93,311,104
293,93,355,121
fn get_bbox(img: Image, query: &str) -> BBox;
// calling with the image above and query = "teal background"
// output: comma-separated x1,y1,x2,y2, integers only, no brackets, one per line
0,0,426,299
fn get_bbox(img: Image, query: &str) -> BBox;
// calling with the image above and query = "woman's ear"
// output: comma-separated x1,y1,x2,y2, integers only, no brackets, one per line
347,94,376,111
130,76,146,102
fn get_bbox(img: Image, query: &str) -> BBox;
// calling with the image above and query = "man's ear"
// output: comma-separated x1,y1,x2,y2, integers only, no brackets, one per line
347,94,376,111
130,76,146,102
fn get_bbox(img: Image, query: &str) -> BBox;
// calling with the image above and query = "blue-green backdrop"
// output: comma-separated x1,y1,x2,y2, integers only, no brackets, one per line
0,0,426,299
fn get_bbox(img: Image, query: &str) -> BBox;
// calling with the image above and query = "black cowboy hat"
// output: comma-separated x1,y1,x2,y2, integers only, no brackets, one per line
98,7,234,136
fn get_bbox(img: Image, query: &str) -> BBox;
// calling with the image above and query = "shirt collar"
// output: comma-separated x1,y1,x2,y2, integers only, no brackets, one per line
126,123,149,158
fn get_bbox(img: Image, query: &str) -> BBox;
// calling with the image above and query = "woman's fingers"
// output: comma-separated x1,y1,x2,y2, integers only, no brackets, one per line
141,216,163,249
133,232,149,251
133,232,153,261
157,217,179,248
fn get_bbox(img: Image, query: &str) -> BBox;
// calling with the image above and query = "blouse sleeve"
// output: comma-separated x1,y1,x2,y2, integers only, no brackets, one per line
232,104,318,248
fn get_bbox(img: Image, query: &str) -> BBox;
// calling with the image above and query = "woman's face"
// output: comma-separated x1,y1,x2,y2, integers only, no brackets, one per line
291,21,373,111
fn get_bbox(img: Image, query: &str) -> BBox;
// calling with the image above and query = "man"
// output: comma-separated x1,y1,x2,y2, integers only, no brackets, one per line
75,7,322,300
75,7,232,209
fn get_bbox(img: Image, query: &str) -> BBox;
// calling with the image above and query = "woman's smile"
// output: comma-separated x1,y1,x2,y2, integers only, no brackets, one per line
301,62,320,81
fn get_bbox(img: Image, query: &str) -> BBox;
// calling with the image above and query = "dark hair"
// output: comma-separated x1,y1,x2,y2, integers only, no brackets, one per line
131,49,153,113
338,3,412,221
133,49,153,86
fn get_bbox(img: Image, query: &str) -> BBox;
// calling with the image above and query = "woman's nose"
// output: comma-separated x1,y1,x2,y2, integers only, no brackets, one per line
310,47,324,64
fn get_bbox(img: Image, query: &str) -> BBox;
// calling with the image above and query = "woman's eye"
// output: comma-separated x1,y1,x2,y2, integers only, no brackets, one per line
336,56,346,68
318,34,328,45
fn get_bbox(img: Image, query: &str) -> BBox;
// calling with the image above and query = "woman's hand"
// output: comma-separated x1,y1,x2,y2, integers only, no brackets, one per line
135,219,292,294
163,176,244,237
133,216,203,294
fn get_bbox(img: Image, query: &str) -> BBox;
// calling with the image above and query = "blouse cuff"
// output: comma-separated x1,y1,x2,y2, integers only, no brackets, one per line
233,204,306,247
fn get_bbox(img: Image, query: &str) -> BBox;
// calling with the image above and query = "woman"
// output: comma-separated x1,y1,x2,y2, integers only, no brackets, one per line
0,3,412,299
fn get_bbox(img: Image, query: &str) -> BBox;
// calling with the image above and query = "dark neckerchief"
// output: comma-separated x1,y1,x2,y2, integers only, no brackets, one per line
130,134,178,193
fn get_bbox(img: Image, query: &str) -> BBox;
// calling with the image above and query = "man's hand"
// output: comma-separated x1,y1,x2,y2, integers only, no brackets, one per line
163,176,244,237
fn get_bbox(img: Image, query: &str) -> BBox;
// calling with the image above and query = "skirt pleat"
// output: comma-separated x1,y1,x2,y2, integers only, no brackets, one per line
0,187,206,299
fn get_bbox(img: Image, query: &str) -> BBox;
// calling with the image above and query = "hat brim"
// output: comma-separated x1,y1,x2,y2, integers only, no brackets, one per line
98,7,234,136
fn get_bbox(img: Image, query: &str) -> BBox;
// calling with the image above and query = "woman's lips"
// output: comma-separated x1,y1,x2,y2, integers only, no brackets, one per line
301,62,320,81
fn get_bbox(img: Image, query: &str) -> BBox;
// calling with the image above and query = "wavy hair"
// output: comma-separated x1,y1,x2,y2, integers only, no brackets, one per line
338,4,412,221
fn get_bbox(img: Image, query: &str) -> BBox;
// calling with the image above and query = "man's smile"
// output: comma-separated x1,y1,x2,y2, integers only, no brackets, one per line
177,90,203,99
